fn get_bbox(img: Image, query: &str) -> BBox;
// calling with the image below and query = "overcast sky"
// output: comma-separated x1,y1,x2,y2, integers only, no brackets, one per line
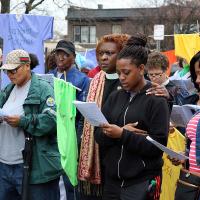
11,0,164,37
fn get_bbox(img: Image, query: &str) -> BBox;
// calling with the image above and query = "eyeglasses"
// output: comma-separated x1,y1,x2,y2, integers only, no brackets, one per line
3,65,23,75
147,72,164,78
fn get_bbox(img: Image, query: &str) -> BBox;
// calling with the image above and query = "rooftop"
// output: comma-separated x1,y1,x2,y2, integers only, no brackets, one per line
66,7,158,20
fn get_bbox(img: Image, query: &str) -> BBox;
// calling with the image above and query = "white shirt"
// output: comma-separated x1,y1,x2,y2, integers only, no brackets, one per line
0,80,31,164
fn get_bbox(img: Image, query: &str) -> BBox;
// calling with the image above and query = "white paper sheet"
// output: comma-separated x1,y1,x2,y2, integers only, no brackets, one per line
146,136,188,160
170,104,200,127
73,101,108,126
0,108,9,117
170,79,195,93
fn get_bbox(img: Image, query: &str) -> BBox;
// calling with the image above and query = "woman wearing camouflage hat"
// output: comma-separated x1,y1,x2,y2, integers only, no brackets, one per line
0,49,62,200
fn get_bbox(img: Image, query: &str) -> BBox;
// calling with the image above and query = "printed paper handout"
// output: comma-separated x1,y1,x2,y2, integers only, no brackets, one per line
146,136,188,160
0,109,9,117
73,101,108,126
170,104,200,127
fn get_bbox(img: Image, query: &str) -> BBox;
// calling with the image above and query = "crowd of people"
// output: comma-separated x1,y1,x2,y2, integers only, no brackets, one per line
0,32,200,200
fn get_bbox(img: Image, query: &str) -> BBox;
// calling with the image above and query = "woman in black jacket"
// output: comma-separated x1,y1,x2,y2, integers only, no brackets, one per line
94,40,170,200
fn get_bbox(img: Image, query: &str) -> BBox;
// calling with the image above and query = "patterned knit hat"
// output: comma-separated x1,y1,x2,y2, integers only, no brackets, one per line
1,49,30,70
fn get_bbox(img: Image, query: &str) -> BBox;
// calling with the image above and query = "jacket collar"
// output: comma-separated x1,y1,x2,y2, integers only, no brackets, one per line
49,65,75,79
125,81,151,96
24,73,41,105
0,84,14,108
113,81,152,124
0,73,41,107
105,73,119,80
161,78,170,86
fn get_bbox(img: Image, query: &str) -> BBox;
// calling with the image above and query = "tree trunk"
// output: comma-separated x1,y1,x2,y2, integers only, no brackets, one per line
1,0,10,13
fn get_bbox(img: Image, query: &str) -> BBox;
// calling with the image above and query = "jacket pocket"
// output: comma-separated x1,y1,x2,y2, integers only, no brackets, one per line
40,150,62,176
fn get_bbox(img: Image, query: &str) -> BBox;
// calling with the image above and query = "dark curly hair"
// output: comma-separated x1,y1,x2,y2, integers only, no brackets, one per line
45,51,57,72
117,33,148,66
125,32,147,47
190,51,200,90
29,53,39,70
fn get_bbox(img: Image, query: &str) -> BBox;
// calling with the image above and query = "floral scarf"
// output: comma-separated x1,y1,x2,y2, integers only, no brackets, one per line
78,70,105,184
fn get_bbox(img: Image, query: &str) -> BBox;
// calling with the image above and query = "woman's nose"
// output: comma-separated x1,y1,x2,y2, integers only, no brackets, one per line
196,75,200,85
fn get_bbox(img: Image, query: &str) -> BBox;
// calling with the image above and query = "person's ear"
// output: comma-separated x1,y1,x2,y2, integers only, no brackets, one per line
139,64,145,76
73,56,76,64
26,63,31,71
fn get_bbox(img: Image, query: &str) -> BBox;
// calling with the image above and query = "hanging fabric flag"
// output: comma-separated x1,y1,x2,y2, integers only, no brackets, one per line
54,78,78,186
159,128,185,200
161,50,177,76
174,33,200,63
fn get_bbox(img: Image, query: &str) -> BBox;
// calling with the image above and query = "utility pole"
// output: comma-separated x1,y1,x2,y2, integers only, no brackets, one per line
156,40,161,52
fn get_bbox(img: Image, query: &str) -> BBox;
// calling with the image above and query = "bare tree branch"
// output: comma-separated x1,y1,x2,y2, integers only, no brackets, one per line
52,0,68,8
31,0,45,9
25,0,46,14
10,1,25,12
52,0,79,8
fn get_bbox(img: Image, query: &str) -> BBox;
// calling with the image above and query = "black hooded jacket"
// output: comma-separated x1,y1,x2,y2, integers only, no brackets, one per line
94,82,170,187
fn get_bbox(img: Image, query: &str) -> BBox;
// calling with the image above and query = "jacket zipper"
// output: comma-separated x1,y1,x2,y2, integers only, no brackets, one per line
118,95,135,188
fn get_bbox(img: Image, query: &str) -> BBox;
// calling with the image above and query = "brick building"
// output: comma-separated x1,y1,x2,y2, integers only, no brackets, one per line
66,3,200,50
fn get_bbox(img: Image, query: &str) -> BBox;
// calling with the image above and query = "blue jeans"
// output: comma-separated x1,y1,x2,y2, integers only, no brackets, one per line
0,162,60,200
0,162,23,200
29,178,60,200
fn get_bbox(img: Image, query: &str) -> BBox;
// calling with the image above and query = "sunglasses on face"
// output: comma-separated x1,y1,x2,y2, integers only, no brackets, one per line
3,65,23,75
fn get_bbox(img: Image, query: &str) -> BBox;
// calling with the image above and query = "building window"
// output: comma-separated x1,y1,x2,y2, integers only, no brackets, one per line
90,26,96,43
74,26,96,43
74,26,81,42
112,25,122,34
81,26,89,43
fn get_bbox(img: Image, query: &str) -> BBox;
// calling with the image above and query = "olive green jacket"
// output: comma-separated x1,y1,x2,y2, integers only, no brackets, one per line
0,73,63,184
